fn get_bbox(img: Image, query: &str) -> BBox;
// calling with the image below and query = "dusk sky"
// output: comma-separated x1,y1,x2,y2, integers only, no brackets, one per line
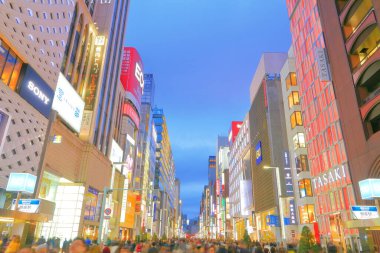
125,0,292,218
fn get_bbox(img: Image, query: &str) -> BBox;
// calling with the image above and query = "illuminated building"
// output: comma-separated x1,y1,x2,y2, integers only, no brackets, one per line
285,0,380,249
152,107,176,238
135,73,156,236
280,47,315,240
228,119,253,240
215,136,230,239
0,0,76,242
248,53,293,243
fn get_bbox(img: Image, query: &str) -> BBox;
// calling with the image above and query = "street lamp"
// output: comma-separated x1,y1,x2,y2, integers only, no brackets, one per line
263,166,286,242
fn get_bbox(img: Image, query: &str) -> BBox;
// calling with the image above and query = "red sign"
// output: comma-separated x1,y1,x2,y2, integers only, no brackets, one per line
123,102,140,129
216,179,220,196
120,47,144,113
229,121,243,144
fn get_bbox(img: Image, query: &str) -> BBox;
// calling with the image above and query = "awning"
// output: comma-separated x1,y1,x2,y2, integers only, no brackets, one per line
0,209,53,223
345,218,380,230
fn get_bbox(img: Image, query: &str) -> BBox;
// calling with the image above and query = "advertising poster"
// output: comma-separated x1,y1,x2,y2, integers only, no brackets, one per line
120,47,144,115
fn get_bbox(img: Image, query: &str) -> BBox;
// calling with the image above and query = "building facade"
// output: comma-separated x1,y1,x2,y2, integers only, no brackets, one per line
285,0,380,249
280,47,315,242
248,53,294,243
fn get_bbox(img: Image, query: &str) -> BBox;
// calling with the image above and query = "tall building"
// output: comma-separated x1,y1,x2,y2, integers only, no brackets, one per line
285,0,380,249
89,1,130,156
215,136,229,239
0,0,76,242
136,73,156,236
280,47,315,240
152,107,176,238
208,156,216,185
248,53,294,242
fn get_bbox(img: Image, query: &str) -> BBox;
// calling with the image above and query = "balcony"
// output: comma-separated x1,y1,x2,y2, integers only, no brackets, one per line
356,60,380,105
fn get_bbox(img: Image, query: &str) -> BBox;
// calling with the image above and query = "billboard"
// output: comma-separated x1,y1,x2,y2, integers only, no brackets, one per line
6,173,37,194
84,36,106,111
52,73,85,133
359,178,380,200
81,36,106,139
256,141,262,165
120,47,144,114
228,121,243,144
18,65,54,118
240,180,253,216
122,102,140,129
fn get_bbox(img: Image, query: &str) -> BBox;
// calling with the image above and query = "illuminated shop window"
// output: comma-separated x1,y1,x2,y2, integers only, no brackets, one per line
0,39,23,90
365,103,380,137
343,0,373,39
293,133,306,149
286,72,297,90
288,91,300,108
299,204,316,224
295,154,309,173
290,111,303,129
349,24,380,70
298,179,313,198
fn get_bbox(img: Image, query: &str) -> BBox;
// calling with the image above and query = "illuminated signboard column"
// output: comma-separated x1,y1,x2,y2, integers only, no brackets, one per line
80,36,107,140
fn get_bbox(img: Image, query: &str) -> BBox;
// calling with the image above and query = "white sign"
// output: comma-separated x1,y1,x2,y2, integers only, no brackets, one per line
351,206,379,220
359,178,380,200
28,81,50,105
312,165,347,189
135,63,144,90
52,73,85,133
6,173,37,194
11,199,40,213
315,48,331,82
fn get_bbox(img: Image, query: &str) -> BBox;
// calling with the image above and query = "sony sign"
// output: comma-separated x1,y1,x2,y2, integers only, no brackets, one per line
312,165,347,189
28,81,50,105
19,65,54,118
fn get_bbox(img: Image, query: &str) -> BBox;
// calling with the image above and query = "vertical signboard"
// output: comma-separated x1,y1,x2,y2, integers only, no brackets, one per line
315,48,331,82
256,141,262,165
120,47,144,115
81,36,106,138
284,151,294,195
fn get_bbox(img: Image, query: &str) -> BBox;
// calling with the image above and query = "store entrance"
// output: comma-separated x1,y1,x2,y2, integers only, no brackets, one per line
329,214,345,250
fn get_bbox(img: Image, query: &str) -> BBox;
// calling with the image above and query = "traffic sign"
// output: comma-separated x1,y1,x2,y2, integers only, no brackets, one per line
104,208,112,216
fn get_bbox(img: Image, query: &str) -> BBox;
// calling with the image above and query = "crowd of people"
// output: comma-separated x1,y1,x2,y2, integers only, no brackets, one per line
0,234,365,253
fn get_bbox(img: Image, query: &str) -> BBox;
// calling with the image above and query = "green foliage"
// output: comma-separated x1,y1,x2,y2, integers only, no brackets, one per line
152,233,158,242
243,229,251,247
161,233,167,241
311,243,322,253
298,226,316,253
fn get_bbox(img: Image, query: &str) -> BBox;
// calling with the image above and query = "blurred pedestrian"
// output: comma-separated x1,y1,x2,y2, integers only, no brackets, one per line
70,239,87,253
5,235,20,253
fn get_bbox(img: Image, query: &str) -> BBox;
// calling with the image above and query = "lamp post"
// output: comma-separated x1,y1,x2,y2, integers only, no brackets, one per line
263,166,286,242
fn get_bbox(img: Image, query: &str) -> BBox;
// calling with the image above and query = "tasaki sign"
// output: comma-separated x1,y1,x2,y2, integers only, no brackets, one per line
19,66,54,118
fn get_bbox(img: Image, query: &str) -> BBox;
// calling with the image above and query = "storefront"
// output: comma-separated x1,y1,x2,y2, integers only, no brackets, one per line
312,165,359,249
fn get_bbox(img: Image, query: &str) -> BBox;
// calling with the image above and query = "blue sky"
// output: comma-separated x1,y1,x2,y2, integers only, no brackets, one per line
125,0,292,218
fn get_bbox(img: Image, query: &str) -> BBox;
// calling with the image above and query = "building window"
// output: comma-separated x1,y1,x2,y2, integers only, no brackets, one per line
290,111,303,129
356,61,380,106
365,103,380,138
0,39,23,90
286,72,297,90
298,179,313,198
299,205,316,224
349,24,380,70
342,0,373,39
295,154,309,173
293,133,306,149
288,91,300,108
